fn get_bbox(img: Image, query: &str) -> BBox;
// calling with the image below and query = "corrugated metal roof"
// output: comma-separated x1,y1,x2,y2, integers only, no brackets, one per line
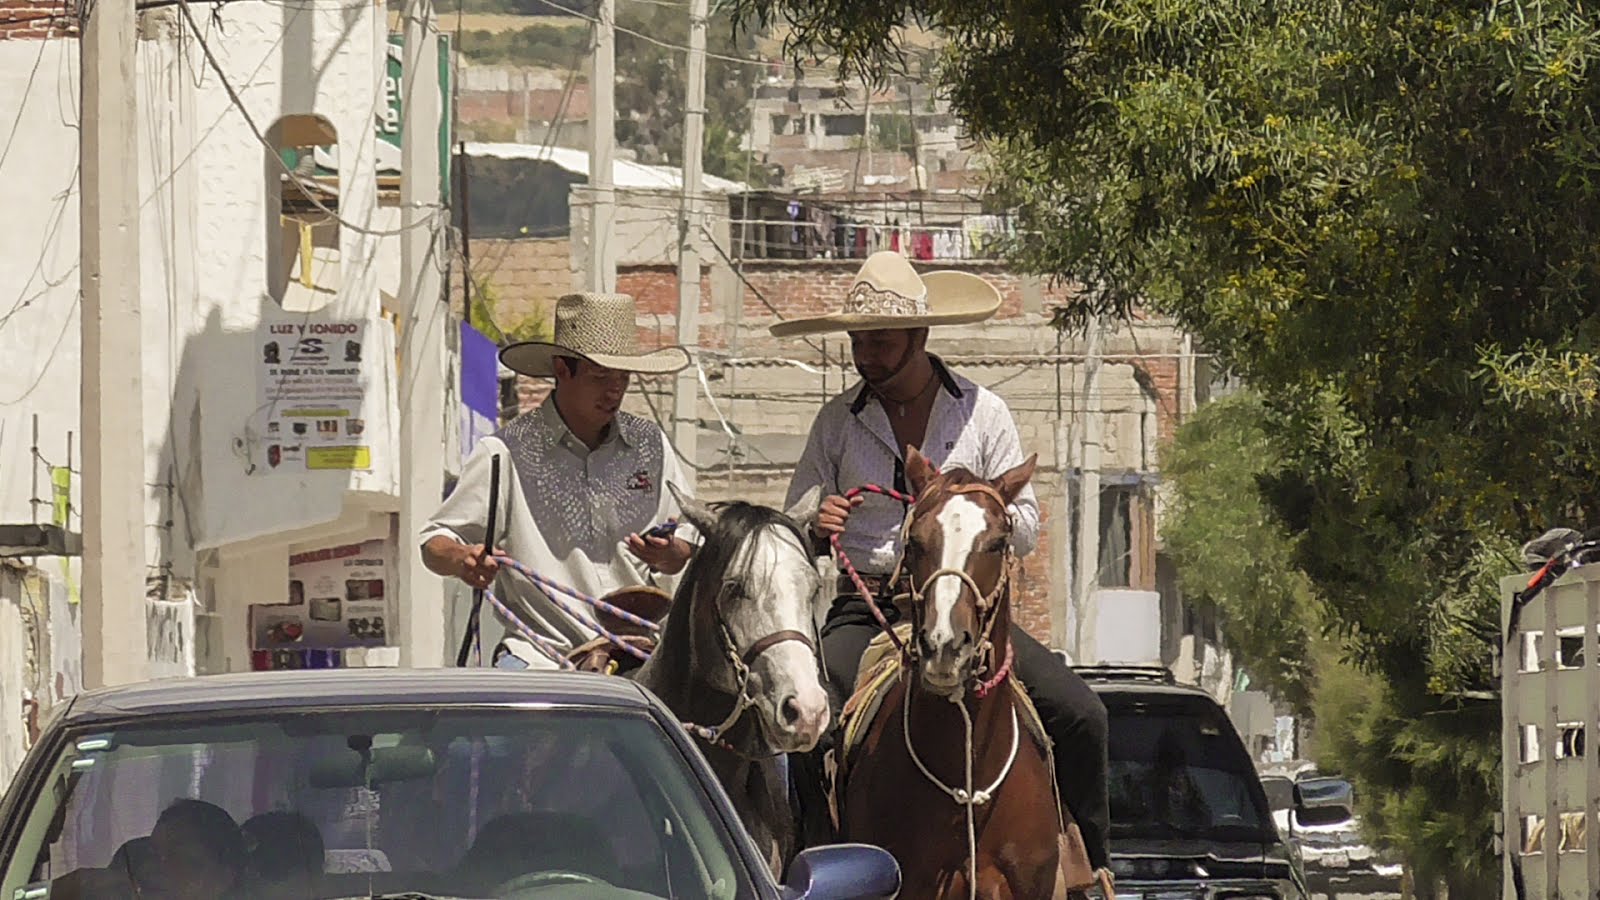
463,142,749,195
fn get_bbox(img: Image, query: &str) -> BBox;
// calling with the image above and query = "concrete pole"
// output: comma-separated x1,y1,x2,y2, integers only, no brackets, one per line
80,0,148,689
671,0,707,490
398,0,447,667
1072,315,1104,664
587,0,616,292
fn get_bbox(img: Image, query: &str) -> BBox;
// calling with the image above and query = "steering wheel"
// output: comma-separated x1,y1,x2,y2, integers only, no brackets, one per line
492,869,609,895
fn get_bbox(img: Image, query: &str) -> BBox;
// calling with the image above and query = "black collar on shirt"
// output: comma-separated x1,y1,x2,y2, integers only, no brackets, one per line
848,354,964,415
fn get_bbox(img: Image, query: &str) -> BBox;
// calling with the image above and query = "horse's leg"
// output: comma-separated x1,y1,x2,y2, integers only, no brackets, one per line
975,865,1014,900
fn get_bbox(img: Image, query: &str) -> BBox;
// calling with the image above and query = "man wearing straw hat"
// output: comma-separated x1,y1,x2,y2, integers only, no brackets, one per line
777,251,1112,875
421,292,697,669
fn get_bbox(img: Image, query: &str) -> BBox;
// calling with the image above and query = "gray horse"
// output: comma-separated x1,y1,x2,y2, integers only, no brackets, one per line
633,487,829,875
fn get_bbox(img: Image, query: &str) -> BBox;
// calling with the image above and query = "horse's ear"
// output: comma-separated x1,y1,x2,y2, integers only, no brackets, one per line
905,445,938,496
667,482,720,535
993,454,1038,505
784,484,822,529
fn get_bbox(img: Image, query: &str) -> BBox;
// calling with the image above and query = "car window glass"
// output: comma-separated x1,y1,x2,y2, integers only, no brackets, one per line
0,709,752,900
1106,700,1273,840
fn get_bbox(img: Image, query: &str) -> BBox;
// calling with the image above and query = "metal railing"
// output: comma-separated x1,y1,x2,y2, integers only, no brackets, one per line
730,217,1019,262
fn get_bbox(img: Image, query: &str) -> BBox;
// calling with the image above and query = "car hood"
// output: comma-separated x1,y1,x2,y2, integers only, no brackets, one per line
1112,837,1295,872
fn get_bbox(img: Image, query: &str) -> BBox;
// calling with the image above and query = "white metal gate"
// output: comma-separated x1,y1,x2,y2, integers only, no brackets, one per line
1502,566,1600,898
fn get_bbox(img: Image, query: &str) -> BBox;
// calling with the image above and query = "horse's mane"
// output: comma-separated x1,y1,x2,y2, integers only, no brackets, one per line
649,502,810,692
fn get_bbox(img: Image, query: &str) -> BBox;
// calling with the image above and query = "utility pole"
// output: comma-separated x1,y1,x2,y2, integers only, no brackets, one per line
587,0,616,292
1072,315,1104,665
81,0,147,688
671,0,707,490
398,0,446,667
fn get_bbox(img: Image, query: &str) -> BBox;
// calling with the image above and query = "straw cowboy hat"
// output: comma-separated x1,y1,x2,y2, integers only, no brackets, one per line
768,250,1002,338
500,292,691,378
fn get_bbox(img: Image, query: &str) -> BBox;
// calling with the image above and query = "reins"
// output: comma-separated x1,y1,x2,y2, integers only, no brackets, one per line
481,546,805,759
830,484,918,657
839,478,1023,900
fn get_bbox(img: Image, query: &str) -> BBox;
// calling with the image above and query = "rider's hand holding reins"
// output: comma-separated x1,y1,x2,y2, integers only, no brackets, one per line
813,493,864,539
424,536,501,590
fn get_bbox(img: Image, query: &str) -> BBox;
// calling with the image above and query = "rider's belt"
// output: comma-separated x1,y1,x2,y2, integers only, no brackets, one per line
836,573,909,598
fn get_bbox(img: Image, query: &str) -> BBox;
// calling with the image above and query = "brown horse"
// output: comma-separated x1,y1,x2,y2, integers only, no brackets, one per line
833,448,1069,899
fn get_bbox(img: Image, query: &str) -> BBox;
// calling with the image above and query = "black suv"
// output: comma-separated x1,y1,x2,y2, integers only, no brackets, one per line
1077,664,1309,900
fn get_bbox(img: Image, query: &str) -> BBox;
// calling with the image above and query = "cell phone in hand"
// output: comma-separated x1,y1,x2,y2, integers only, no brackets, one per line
642,520,679,540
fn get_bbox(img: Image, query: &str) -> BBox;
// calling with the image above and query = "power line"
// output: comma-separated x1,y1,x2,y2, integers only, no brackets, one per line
699,222,824,355
0,12,59,176
174,0,447,238
525,0,773,69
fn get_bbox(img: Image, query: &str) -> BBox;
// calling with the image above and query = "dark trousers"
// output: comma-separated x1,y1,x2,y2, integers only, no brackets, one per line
802,594,1111,870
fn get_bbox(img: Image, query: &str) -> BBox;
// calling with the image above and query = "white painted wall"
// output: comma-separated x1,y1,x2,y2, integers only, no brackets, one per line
0,38,83,534
0,0,433,681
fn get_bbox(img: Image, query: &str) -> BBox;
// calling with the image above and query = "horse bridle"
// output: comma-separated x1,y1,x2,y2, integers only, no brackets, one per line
897,482,1014,680
695,578,819,756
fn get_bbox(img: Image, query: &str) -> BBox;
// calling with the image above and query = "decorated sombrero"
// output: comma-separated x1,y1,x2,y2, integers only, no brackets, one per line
768,250,1002,338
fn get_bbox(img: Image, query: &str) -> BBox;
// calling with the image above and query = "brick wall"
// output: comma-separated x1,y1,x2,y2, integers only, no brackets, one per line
1013,489,1057,641
465,237,572,334
617,264,715,351
0,0,77,38
458,84,591,130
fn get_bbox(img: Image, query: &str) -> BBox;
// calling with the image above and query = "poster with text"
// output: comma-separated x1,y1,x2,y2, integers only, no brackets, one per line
258,319,372,472
249,538,393,650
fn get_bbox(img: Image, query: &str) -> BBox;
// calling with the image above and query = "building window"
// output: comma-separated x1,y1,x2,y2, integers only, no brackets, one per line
823,114,866,137
1098,484,1133,588
267,114,341,312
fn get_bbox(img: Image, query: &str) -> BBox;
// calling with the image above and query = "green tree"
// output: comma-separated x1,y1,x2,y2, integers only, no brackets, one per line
612,3,769,185
1161,392,1320,714
729,0,1600,892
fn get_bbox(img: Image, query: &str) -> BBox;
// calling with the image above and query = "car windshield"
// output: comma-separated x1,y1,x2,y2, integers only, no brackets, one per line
1,706,755,900
1105,697,1274,843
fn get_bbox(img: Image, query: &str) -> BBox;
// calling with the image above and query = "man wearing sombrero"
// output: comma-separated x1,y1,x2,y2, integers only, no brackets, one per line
779,251,1112,874
421,293,697,669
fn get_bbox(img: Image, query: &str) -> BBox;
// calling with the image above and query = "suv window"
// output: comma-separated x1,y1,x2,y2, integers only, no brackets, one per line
1103,693,1275,842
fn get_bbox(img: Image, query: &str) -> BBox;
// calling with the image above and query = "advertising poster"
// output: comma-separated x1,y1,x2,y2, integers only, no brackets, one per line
258,319,372,472
249,538,392,651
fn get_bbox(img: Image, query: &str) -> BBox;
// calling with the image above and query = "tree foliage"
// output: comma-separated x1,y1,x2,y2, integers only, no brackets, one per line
1161,393,1319,714
729,0,1600,890
613,4,769,185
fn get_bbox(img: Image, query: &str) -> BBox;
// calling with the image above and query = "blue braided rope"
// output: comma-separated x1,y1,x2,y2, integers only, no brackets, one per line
481,589,576,670
494,554,663,634
493,555,654,662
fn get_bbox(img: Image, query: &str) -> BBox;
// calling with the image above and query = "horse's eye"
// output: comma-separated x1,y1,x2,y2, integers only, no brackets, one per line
903,538,921,556
984,538,1007,553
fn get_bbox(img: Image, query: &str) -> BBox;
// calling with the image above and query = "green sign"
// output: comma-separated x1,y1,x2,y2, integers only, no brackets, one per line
283,34,453,198
379,32,454,201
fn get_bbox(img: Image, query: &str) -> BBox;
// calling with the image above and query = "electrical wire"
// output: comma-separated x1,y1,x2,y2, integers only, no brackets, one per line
697,223,825,355
174,0,447,238
525,0,774,69
0,19,56,177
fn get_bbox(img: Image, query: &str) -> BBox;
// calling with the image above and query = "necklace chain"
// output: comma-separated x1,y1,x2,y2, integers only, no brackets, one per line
884,371,939,418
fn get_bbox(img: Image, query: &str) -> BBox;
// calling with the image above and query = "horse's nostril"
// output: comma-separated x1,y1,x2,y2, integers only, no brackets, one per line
781,696,802,725
960,631,975,648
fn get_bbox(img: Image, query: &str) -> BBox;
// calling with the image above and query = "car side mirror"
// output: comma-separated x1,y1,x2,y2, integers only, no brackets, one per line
782,844,901,899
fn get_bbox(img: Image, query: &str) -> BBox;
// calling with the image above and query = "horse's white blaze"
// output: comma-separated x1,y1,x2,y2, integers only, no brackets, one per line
926,495,988,650
726,524,829,750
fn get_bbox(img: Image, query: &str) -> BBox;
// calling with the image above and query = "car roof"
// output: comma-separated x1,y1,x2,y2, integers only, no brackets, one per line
60,669,659,724
1074,667,1219,701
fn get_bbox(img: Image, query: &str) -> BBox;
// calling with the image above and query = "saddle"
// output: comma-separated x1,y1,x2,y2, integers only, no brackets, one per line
827,624,1110,899
562,586,671,676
